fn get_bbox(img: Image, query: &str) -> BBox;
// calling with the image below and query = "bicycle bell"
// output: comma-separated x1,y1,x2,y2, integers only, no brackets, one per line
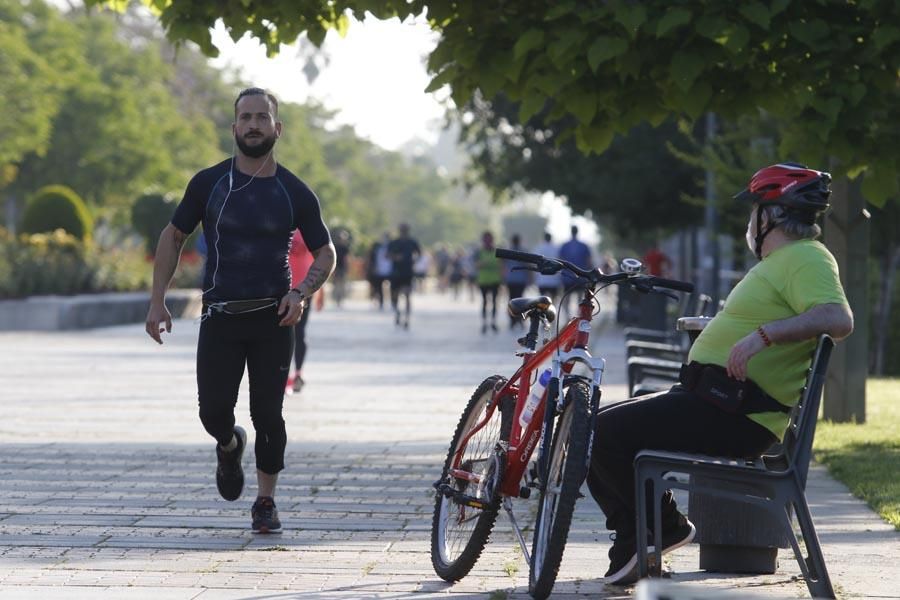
620,257,642,274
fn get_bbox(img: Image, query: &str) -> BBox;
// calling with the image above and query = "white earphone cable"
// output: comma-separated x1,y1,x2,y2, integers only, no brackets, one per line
202,148,274,298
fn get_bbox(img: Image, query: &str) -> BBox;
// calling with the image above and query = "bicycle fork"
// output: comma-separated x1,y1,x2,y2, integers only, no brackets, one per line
503,349,605,561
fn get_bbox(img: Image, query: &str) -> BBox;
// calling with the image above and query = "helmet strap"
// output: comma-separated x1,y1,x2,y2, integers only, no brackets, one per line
754,207,778,260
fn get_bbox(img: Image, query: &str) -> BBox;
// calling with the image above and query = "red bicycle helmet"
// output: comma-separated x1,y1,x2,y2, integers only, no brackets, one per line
734,162,831,215
736,162,831,260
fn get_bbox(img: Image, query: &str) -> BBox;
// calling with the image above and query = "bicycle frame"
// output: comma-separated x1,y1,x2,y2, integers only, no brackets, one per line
448,290,607,501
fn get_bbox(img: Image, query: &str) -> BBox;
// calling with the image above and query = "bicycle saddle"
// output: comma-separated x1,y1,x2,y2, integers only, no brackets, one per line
507,296,556,322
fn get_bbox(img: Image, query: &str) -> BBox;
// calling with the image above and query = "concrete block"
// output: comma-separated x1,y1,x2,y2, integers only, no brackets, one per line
0,290,201,331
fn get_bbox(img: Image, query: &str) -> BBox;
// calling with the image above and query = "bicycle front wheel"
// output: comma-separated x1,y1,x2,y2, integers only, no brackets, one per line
529,380,592,599
431,375,511,581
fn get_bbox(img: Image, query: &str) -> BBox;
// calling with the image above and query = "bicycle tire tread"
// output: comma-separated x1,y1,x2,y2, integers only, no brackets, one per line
430,375,510,582
529,381,592,599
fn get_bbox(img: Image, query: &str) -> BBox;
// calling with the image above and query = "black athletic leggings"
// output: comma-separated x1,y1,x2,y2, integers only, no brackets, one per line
586,385,777,534
197,305,292,474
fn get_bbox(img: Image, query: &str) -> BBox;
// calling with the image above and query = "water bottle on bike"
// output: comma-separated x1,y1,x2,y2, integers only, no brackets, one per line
519,369,552,431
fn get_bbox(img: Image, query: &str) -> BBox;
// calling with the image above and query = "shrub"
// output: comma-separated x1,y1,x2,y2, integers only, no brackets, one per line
131,192,176,255
1,229,93,297
0,229,154,299
21,185,93,241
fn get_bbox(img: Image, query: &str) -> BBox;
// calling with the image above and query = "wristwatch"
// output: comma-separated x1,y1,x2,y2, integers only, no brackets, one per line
290,288,308,303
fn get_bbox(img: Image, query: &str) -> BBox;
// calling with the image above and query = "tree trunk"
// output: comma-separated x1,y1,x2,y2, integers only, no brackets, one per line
873,245,900,375
822,172,868,423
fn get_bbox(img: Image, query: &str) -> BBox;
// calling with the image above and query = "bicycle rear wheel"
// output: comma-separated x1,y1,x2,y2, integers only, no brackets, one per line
431,375,512,581
528,380,592,599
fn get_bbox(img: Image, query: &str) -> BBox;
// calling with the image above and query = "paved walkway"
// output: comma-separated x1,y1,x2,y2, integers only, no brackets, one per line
0,288,897,599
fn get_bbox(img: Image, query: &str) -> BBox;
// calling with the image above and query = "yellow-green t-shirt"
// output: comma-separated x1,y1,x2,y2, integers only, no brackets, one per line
687,240,848,439
475,248,503,286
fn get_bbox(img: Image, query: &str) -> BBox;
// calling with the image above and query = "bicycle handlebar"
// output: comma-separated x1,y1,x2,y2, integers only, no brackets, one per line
642,276,695,293
495,248,545,264
495,248,694,294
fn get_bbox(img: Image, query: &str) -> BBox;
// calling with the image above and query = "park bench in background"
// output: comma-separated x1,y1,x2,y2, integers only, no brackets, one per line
634,335,836,599
627,314,711,396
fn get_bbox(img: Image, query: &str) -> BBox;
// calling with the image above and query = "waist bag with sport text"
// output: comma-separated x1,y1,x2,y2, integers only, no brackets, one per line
678,362,790,415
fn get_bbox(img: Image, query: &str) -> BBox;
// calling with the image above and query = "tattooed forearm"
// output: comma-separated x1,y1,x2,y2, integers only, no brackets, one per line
301,266,330,294
297,243,336,296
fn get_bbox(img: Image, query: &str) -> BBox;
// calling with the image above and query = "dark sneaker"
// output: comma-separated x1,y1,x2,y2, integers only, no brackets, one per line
661,511,696,555
292,375,305,393
603,514,696,586
215,426,246,501
251,496,282,533
603,530,641,585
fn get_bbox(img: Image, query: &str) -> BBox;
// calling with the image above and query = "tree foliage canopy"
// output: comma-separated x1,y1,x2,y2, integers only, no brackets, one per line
87,0,900,205
2,0,486,248
460,92,703,237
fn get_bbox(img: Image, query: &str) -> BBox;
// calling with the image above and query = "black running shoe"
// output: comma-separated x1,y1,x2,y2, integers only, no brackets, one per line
251,496,282,533
215,425,246,501
661,511,696,555
602,513,696,586
603,530,641,585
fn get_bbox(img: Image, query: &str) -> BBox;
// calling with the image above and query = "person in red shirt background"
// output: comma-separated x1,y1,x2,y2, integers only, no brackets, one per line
642,241,671,277
287,229,324,394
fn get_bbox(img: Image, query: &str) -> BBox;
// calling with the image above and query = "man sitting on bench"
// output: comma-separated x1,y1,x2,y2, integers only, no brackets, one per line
587,163,854,585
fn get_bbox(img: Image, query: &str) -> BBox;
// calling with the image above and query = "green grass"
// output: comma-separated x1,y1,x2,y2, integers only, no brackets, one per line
813,378,900,530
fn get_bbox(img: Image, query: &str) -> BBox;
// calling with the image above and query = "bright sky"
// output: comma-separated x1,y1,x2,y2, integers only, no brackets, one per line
210,14,448,151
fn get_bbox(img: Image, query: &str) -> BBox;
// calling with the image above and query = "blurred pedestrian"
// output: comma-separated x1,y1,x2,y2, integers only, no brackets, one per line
503,233,531,329
475,231,502,334
286,229,321,395
449,249,466,299
331,229,352,307
559,225,593,316
434,244,451,291
414,248,431,291
367,232,392,310
388,223,421,329
643,239,671,277
533,231,561,301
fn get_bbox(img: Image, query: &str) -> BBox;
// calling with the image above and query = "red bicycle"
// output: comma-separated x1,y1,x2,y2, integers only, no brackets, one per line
430,248,693,599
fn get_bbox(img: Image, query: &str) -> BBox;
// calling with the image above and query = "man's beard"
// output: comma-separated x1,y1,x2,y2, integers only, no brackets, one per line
235,133,276,158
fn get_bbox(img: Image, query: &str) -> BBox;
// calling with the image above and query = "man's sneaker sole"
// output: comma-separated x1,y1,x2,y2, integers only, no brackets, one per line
602,520,696,586
216,425,247,501
661,519,696,554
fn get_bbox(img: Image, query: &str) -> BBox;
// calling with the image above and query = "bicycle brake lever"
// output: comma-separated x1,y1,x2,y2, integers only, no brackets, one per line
538,261,562,275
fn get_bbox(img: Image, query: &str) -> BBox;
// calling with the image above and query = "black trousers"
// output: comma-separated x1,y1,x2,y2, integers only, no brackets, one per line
586,385,777,534
197,306,292,474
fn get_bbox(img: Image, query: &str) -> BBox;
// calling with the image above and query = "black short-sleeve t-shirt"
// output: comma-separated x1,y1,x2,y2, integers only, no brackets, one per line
171,159,330,302
387,237,421,280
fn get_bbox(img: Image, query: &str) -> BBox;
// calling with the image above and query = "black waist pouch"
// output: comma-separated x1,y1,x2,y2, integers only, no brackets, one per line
679,362,790,415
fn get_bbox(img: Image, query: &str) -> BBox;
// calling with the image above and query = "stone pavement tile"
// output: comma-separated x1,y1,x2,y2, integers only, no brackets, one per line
0,589,200,600
99,537,248,551
0,535,103,548
1,514,140,527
